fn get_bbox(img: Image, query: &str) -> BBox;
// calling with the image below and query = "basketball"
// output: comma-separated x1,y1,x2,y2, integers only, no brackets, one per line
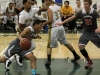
20,38,31,50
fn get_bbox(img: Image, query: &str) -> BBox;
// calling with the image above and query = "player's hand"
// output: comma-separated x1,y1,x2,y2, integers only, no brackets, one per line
55,22,63,26
95,28,100,33
20,38,27,44
34,35,41,39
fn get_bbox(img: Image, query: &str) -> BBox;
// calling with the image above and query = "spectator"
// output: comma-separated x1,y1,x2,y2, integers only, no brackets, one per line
31,0,39,8
4,3,18,28
92,3,97,10
74,0,84,30
0,4,4,28
74,0,83,14
61,0,75,31
10,0,24,15
97,2,100,14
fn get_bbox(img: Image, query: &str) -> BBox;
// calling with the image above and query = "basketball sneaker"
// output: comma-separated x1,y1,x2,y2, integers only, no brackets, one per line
15,55,23,67
5,60,11,71
45,60,51,67
85,60,93,69
71,55,80,62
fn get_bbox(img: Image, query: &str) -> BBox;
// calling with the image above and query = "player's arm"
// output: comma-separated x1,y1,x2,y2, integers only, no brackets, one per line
55,15,76,26
18,23,27,32
18,14,27,32
18,28,31,43
42,8,53,26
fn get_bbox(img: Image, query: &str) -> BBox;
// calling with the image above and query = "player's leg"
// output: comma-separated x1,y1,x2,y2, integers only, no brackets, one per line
64,43,80,62
6,40,36,70
5,38,23,71
78,33,92,69
0,56,8,63
5,55,14,70
45,48,52,66
58,26,80,62
45,28,53,67
14,54,23,67
19,49,39,75
24,52,37,75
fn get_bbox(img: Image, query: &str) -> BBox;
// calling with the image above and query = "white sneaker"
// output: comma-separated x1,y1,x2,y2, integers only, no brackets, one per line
15,56,23,67
5,60,11,71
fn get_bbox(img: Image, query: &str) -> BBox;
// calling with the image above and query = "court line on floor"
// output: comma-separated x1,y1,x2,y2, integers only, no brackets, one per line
35,34,48,57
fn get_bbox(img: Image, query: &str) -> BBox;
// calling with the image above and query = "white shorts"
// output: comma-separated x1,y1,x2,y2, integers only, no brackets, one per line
47,26,68,48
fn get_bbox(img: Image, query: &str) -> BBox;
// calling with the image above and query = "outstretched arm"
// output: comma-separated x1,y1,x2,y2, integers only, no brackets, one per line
56,15,76,26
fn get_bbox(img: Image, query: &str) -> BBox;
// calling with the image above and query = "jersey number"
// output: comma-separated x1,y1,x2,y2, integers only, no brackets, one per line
84,19,92,25
55,11,59,20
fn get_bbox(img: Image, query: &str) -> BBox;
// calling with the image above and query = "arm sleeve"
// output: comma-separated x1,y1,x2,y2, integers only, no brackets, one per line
19,15,25,24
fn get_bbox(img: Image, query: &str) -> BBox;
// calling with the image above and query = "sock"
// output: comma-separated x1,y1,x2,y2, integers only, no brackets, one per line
32,69,36,75
72,50,78,57
47,55,51,61
9,56,15,61
15,54,20,58
80,49,90,61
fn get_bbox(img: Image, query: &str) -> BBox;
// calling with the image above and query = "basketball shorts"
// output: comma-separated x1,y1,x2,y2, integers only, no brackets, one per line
47,26,68,48
4,38,36,59
79,32,100,48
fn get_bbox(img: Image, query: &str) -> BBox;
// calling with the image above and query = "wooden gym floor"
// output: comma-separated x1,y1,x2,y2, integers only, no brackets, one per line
0,31,100,75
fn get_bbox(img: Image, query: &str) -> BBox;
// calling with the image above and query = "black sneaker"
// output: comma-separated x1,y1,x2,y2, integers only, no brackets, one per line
71,55,80,62
45,60,51,67
5,60,11,71
15,56,23,67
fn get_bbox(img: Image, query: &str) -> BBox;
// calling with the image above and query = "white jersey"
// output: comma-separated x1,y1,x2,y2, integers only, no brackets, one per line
49,4,62,27
7,7,15,14
0,5,4,18
19,8,39,26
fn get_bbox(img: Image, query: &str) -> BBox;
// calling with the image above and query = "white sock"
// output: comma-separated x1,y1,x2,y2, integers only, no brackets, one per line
9,56,15,61
15,54,20,58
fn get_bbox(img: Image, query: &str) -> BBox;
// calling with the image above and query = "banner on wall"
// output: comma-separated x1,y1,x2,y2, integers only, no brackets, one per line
55,0,62,3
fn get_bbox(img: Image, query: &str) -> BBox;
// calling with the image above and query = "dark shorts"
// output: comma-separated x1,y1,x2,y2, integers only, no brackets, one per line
4,38,36,59
79,32,100,48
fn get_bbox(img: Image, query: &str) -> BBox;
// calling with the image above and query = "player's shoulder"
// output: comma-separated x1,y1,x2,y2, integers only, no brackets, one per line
25,26,34,32
19,10,26,15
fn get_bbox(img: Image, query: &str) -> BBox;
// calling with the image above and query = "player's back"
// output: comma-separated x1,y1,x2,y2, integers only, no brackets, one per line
49,4,62,27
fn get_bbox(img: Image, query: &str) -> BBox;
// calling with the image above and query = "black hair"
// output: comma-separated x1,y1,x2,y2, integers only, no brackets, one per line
9,3,14,5
33,19,43,26
64,1,69,5
23,0,27,5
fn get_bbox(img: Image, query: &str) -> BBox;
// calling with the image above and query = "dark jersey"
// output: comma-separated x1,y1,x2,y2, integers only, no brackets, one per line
75,9,100,32
9,26,36,45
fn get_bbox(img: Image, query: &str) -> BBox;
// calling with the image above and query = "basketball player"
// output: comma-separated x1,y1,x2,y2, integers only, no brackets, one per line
56,0,100,69
5,0,47,71
0,19,43,75
43,0,80,67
